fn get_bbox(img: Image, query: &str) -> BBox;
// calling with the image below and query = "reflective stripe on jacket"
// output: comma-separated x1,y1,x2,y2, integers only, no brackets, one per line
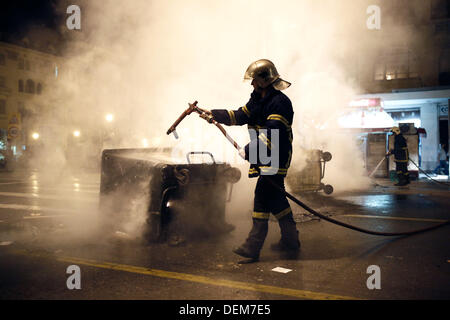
211,86,294,177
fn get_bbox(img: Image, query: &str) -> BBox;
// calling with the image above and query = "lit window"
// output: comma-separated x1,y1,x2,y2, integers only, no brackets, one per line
374,49,419,81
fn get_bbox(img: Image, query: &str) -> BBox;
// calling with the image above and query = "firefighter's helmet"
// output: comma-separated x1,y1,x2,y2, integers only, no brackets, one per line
391,126,401,135
244,59,291,90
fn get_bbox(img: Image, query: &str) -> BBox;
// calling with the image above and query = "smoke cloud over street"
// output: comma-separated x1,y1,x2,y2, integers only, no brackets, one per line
14,0,420,237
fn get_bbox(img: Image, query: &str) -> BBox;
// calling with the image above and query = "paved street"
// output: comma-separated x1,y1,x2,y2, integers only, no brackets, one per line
0,169,449,300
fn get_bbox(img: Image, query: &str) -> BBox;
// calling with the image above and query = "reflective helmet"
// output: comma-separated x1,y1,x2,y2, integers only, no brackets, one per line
244,59,291,90
391,126,401,135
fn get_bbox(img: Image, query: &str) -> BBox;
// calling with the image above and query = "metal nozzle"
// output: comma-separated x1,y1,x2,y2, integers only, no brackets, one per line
172,130,179,139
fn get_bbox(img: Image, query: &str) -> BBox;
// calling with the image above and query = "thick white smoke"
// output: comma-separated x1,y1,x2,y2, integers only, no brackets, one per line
49,0,377,193
25,0,415,211
13,0,426,243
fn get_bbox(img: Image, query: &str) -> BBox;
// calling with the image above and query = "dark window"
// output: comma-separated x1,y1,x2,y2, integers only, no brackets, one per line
18,101,25,112
431,0,450,20
25,60,30,71
17,102,28,118
0,53,5,66
6,50,18,60
37,83,42,95
439,48,450,85
18,58,24,70
0,76,5,87
374,63,385,81
25,79,35,94
439,48,450,72
0,100,6,115
18,80,24,92
435,20,450,34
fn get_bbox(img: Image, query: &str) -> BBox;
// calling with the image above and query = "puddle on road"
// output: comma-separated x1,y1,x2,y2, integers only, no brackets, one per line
335,194,394,209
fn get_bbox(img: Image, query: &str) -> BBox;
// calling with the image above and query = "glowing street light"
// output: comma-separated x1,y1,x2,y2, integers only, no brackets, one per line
32,132,40,140
142,138,149,147
73,130,81,137
105,113,114,122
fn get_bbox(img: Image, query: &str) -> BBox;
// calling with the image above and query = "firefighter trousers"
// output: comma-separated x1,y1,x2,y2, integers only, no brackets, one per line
395,161,410,183
238,175,299,258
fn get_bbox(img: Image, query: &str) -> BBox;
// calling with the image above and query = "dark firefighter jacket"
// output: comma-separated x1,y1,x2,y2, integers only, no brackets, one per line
392,134,409,162
211,86,293,178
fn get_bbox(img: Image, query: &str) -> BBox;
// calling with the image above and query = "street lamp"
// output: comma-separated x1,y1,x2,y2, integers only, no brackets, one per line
73,130,80,138
32,132,39,140
105,113,114,122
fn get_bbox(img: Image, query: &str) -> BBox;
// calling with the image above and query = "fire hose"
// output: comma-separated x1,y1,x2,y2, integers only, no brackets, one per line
369,154,450,187
167,102,450,237
408,157,450,187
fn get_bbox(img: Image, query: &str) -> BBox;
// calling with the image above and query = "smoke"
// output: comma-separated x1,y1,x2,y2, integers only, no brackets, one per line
55,0,379,191
13,0,422,240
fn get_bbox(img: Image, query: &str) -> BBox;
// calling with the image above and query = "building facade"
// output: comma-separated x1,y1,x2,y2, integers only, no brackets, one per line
349,0,450,171
0,41,65,160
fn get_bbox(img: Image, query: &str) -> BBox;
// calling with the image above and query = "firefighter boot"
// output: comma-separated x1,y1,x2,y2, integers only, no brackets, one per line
405,174,411,185
233,219,268,262
271,213,300,253
395,174,408,186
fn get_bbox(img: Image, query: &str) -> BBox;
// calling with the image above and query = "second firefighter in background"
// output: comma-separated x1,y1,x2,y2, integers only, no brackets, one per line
388,126,410,186
200,59,300,262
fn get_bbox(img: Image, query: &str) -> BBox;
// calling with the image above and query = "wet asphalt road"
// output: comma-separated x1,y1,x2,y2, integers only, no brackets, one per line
0,169,449,300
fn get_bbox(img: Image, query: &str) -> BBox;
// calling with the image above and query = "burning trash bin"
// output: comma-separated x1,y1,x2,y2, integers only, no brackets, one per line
286,149,333,195
99,148,241,244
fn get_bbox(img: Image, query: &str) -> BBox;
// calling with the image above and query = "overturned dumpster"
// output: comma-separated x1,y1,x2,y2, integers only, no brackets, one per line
99,148,241,244
286,149,333,195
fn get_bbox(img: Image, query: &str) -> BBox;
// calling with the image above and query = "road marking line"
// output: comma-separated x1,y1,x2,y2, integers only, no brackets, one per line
0,214,79,224
32,187,99,194
22,214,70,220
55,257,360,300
341,214,447,223
0,203,82,214
0,186,99,194
0,182,28,185
13,250,359,300
0,191,98,203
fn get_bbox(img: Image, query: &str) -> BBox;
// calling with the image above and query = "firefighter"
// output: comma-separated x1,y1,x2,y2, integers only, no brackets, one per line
388,126,410,186
199,59,300,262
